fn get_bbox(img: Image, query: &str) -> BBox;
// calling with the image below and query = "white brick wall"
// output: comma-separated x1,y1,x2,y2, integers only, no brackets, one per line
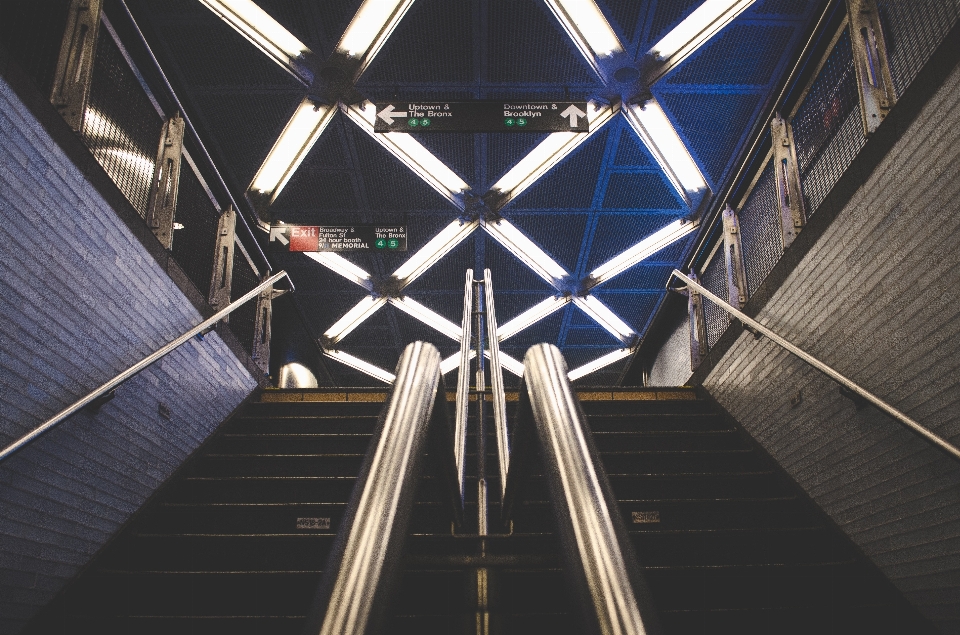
702,60,960,632
0,72,257,633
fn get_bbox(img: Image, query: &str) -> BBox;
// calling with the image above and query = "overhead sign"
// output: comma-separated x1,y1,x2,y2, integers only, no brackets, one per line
373,101,590,133
271,225,407,252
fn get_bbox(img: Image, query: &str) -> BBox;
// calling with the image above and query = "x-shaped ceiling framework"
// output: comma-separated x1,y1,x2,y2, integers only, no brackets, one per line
200,0,759,383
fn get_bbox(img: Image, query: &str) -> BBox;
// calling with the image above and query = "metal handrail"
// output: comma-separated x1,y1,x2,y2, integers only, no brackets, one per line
454,269,473,501
0,270,292,463
522,344,660,635
483,268,510,500
670,270,960,461
304,342,443,635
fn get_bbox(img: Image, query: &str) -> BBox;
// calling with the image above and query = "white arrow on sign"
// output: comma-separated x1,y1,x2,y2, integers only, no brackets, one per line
377,104,408,125
270,226,289,245
560,104,587,127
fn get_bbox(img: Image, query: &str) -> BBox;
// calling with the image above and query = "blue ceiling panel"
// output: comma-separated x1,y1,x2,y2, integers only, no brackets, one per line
591,291,661,331
483,235,561,295
559,346,608,371
487,132,551,188
596,263,678,291
375,213,465,274
500,309,564,350
666,24,796,87
614,129,653,168
509,129,608,210
338,305,394,346
602,172,685,210
601,0,644,46
391,308,461,358
492,291,562,324
563,326,621,347
572,357,630,386
488,0,599,84
508,213,589,274
359,0,474,84
656,90,763,187
253,0,338,55
586,212,683,272
271,169,358,217
750,0,812,17
347,124,458,212
403,235,478,299
410,132,477,187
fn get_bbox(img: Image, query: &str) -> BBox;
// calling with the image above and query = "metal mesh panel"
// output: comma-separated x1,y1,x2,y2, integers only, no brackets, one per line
701,249,730,349
879,0,960,97
81,33,163,217
170,166,218,298
739,160,784,295
792,28,865,214
229,249,259,357
0,0,71,96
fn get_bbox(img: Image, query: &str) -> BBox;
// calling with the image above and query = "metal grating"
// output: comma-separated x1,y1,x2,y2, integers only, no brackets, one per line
229,248,259,356
878,0,960,98
666,24,796,87
791,27,863,214
510,129,608,210
82,33,163,217
602,172,684,210
739,160,783,295
509,213,589,274
0,0,71,96
701,247,730,348
170,165,219,299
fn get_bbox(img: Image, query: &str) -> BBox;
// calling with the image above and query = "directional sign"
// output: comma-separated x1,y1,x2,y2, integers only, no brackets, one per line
270,225,407,252
374,101,590,133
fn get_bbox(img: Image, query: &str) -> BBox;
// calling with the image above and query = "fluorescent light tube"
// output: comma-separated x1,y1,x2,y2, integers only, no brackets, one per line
304,251,372,288
543,0,623,77
391,218,479,288
336,0,416,76
322,295,387,346
489,101,616,208
250,99,336,201
624,98,708,207
573,295,636,344
483,350,524,377
647,0,756,83
324,349,396,384
441,350,476,375
498,295,572,342
483,218,569,288
588,218,698,287
389,297,462,341
343,102,471,206
198,0,312,81
567,347,633,381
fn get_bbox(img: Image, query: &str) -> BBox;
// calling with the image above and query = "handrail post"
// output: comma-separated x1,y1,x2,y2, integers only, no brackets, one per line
483,269,510,502
302,342,442,635
454,270,473,504
522,344,662,635
669,269,960,461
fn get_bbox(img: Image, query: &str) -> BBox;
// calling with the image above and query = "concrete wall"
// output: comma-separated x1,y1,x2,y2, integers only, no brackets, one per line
0,67,257,633
701,58,960,632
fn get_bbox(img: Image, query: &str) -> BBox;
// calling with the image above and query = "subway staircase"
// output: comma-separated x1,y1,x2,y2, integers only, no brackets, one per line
25,387,933,635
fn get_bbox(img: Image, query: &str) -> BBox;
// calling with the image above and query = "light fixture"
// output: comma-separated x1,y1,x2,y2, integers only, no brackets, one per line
343,102,471,206
304,251,372,288
279,362,318,388
483,350,524,377
623,98,708,208
198,0,312,81
573,295,637,344
322,295,387,346
249,98,336,202
489,101,617,208
336,0,417,77
323,349,396,384
441,350,476,375
391,218,480,289
543,0,624,77
498,295,572,342
587,218,698,288
482,218,569,289
388,296,463,342
647,0,757,84
567,347,634,381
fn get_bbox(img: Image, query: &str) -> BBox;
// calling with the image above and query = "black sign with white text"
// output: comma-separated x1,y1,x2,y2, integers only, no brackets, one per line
373,101,590,133
270,225,407,252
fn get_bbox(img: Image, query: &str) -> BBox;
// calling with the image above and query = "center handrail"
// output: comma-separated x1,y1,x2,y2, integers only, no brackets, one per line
483,268,510,500
669,269,960,461
0,270,293,463
454,269,473,502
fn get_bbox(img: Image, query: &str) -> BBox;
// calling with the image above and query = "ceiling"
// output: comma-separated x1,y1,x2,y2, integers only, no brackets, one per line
125,0,821,386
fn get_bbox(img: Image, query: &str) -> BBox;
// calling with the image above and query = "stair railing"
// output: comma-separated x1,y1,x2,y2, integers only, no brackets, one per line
303,342,456,635
454,270,473,504
669,269,960,461
483,268,510,502
505,343,662,635
0,270,293,463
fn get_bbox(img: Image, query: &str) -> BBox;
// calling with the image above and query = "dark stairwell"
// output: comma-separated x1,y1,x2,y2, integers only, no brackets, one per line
23,385,935,635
